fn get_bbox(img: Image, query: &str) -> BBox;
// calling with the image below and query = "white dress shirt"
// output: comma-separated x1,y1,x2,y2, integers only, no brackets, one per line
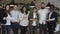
38,9,49,24
10,10,20,22
32,13,37,26
19,12,29,26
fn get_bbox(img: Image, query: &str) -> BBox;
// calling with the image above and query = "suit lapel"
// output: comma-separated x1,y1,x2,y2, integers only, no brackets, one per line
50,11,54,19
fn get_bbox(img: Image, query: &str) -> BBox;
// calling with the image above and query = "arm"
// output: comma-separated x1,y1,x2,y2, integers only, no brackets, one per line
54,12,58,22
19,13,23,21
36,14,39,21
47,12,58,22
47,18,55,21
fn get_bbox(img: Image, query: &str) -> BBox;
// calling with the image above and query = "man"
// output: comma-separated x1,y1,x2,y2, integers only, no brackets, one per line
47,4,58,34
10,4,19,34
38,2,49,34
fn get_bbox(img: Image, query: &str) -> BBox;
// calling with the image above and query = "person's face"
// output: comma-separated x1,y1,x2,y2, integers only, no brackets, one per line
50,6,54,11
33,8,37,13
23,7,26,12
13,5,18,10
41,4,45,9
6,5,10,11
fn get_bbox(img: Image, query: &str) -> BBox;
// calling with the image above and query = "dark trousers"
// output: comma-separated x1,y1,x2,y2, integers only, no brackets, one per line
2,25,10,34
20,26,27,34
48,24,55,34
11,22,18,34
30,26,36,34
39,24,47,34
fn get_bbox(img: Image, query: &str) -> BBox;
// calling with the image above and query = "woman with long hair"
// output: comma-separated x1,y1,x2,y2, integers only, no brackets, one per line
2,4,11,34
19,6,29,34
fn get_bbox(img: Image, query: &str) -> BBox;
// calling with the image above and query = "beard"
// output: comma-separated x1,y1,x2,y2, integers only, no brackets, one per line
41,7,45,9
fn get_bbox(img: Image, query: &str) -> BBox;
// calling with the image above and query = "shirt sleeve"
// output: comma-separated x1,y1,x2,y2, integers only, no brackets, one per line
48,18,55,21
19,13,23,21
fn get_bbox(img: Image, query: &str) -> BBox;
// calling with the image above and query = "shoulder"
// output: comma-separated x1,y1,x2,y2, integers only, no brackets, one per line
53,11,57,14
54,11,57,13
44,9,49,13
17,11,20,14
38,9,41,11
38,9,41,14
19,12,23,15
44,9,49,11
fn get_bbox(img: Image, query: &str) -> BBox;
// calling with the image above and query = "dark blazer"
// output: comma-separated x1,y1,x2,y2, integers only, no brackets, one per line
47,11,58,29
0,9,7,24
28,12,39,26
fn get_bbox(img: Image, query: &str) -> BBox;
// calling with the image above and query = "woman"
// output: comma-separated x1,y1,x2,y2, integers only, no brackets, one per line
2,4,11,34
28,7,39,34
19,6,29,34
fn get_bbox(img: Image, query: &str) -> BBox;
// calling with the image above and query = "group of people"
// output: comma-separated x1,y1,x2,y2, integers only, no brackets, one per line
0,2,58,34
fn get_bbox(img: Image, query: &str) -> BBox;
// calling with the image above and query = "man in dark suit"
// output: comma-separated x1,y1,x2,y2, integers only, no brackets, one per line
47,4,58,34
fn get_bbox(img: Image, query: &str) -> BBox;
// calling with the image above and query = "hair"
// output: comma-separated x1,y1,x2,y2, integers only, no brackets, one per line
21,6,28,15
50,4,55,9
14,3,18,7
41,2,45,5
32,7,37,13
5,4,10,14
33,7,37,9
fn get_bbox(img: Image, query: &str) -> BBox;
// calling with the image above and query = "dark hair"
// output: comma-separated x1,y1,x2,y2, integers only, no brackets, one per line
33,7,37,9
5,4,10,14
32,7,37,13
14,3,18,7
41,2,45,5
50,4,55,9
21,6,28,14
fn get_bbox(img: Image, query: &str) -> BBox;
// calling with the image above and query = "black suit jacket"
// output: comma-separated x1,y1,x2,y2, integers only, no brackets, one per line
47,11,58,28
0,9,7,24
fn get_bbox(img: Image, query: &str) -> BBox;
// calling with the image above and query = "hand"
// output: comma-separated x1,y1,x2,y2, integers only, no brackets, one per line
30,18,38,21
3,17,6,20
33,18,38,21
23,16,26,19
30,19,35,21
30,19,33,21
35,18,38,21
6,16,10,20
32,18,38,21
46,20,50,23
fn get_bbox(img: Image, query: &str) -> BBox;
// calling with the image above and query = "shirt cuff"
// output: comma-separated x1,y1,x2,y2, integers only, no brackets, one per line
48,18,55,21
